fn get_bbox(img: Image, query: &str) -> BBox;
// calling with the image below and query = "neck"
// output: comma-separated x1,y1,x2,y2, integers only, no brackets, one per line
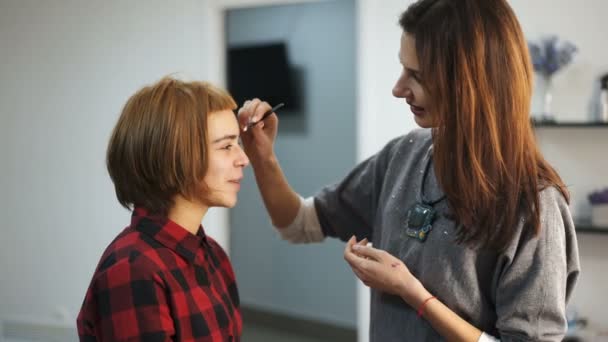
167,195,208,235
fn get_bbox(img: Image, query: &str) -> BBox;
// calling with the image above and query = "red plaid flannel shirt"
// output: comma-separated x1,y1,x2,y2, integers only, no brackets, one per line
77,208,241,341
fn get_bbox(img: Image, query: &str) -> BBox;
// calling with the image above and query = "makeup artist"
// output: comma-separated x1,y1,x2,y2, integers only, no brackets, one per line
238,0,580,341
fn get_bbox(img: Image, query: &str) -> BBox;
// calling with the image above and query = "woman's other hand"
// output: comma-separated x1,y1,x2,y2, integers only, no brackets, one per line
343,236,431,309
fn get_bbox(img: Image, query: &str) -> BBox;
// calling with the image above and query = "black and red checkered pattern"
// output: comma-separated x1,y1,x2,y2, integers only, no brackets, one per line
77,208,241,341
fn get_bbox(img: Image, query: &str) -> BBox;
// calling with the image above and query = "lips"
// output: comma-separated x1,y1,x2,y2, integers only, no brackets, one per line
407,102,426,116
229,178,242,190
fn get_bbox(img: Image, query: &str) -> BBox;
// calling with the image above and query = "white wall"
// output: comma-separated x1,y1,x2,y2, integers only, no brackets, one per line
0,0,228,335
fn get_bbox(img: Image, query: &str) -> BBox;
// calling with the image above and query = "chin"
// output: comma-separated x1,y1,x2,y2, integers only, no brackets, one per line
207,196,238,209
413,115,434,128
222,197,238,208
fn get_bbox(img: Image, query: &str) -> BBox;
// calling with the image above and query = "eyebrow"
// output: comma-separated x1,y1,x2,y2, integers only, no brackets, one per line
408,68,421,76
212,134,239,144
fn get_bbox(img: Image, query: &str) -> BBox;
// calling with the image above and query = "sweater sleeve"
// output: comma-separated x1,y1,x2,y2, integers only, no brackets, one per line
313,134,410,242
494,187,580,342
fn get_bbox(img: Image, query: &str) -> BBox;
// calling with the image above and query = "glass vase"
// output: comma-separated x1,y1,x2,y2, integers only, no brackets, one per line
532,74,555,122
542,75,554,120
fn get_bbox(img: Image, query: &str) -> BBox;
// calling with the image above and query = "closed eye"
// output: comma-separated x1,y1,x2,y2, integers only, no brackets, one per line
406,68,421,82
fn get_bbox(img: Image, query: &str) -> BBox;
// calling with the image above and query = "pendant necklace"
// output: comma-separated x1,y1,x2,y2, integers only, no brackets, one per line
404,147,446,242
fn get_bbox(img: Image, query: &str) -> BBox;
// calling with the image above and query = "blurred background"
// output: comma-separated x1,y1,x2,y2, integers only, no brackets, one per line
1,0,607,341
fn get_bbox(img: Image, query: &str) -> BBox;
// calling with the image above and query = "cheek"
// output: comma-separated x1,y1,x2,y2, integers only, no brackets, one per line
208,157,235,180
203,159,224,184
412,85,426,101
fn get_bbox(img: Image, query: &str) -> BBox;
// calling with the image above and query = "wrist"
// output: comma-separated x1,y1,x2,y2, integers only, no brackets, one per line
416,295,437,318
250,153,279,172
251,152,277,165
399,278,432,309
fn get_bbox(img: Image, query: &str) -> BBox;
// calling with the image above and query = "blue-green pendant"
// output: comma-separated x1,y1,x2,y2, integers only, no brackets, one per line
404,203,436,242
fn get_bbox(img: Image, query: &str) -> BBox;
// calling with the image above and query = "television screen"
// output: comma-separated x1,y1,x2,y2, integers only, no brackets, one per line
227,43,298,110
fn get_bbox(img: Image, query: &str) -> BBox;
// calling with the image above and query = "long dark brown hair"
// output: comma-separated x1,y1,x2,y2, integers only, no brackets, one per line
400,0,569,251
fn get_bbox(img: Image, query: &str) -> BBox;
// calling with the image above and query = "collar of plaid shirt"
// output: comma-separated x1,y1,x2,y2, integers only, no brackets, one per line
132,207,208,263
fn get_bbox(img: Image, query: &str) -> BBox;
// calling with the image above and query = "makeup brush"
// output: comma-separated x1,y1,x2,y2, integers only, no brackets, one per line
243,102,285,132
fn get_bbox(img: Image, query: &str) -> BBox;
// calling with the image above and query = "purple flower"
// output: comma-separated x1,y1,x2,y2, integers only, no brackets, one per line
589,188,608,205
528,36,577,77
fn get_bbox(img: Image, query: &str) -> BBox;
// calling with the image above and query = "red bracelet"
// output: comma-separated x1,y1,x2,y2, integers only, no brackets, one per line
416,296,436,317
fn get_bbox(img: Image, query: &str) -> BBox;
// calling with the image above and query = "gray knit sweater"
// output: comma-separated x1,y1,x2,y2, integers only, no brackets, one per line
315,129,580,341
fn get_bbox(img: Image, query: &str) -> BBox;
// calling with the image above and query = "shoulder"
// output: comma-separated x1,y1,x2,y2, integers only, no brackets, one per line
91,228,169,286
536,186,577,250
385,128,431,151
205,236,233,267
374,128,432,164
406,127,432,141
536,186,572,238
206,236,228,257
502,186,576,259
205,235,237,281
538,186,569,214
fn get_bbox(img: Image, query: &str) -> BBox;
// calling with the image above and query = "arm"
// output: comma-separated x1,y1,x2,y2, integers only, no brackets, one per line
238,99,300,228
249,152,301,228
239,100,409,240
420,293,486,342
344,237,485,342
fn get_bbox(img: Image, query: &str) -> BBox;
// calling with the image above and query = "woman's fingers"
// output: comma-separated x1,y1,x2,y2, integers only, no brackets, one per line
344,236,358,263
237,98,272,130
344,237,368,269
352,244,385,262
245,100,273,131
237,99,256,128
357,238,369,246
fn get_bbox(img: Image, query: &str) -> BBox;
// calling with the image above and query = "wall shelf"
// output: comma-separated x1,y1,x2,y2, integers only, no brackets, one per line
575,221,608,235
533,120,608,128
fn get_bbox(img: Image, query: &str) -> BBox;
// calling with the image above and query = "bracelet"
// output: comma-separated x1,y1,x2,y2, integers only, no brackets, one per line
416,296,436,317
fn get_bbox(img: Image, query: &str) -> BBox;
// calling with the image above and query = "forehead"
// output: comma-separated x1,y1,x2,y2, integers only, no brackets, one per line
399,32,419,68
207,109,239,136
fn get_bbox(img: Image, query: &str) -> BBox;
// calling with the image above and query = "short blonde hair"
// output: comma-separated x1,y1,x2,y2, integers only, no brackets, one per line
106,76,237,214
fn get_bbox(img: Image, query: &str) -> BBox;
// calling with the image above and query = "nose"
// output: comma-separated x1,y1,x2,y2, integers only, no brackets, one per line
392,73,412,99
235,146,250,168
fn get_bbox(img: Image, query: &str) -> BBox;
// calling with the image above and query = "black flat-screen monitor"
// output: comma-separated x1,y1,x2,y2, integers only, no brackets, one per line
227,42,298,110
